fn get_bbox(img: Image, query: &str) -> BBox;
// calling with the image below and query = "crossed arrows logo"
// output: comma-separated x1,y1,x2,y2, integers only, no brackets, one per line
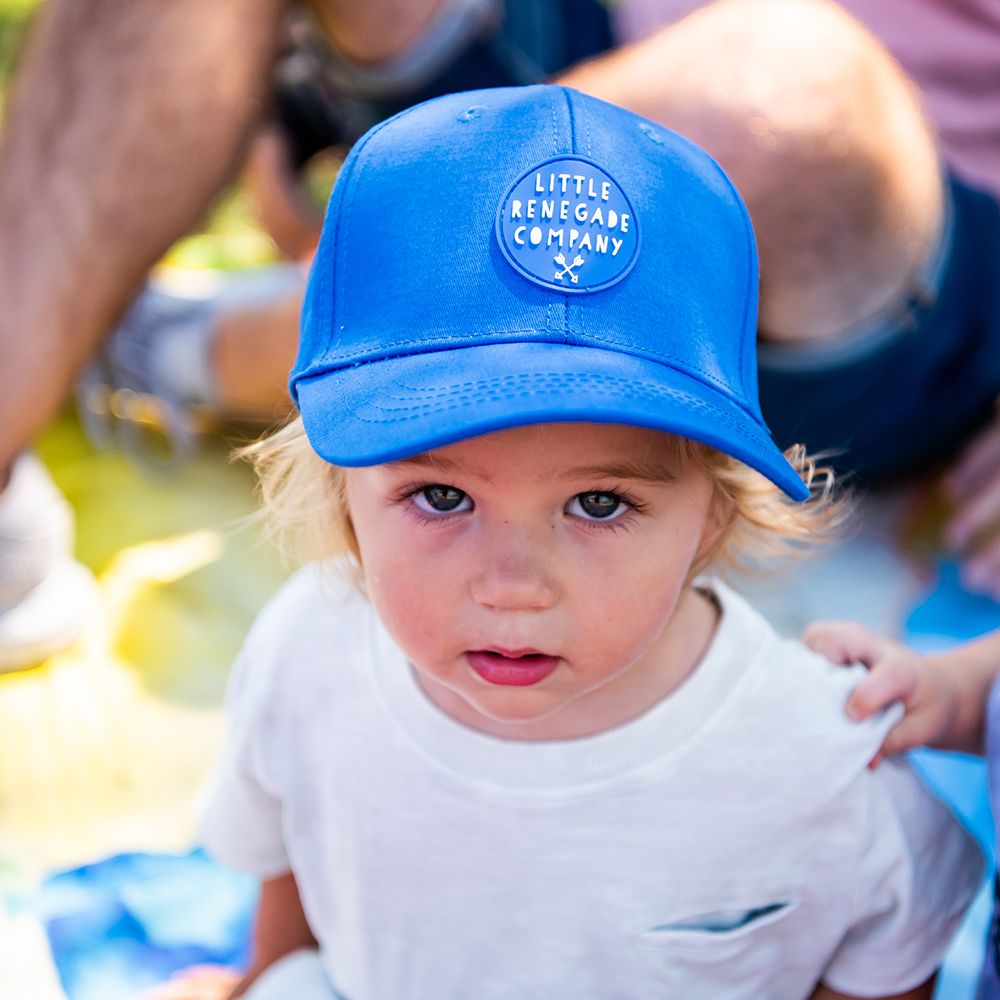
553,252,585,284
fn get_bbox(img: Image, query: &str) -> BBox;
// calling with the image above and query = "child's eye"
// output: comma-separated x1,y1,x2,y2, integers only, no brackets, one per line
567,491,630,521
412,485,473,515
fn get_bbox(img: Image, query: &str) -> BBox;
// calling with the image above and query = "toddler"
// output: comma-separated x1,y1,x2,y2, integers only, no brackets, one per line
198,85,982,1000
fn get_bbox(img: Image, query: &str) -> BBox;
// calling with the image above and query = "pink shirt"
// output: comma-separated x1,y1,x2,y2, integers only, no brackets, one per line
614,0,1000,197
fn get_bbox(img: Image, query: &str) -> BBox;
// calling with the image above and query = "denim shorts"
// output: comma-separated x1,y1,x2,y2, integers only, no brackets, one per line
274,0,614,165
758,173,1000,485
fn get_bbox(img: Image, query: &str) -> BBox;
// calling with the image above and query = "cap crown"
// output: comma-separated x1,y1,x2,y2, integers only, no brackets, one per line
292,85,762,421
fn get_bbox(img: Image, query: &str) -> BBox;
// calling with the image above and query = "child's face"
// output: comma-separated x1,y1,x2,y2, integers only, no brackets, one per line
344,422,720,740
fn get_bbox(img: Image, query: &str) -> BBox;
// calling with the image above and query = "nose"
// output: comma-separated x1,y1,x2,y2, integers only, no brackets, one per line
469,524,560,612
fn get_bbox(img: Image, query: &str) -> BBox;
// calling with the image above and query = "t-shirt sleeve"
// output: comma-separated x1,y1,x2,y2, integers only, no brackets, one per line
197,638,291,878
821,757,984,997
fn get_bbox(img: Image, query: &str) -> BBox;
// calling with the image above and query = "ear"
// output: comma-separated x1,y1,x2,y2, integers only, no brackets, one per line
690,484,733,577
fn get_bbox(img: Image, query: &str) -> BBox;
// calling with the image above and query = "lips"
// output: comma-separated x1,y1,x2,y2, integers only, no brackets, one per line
466,649,560,687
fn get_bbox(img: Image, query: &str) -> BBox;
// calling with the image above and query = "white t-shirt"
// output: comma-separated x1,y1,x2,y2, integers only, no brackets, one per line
199,566,982,1000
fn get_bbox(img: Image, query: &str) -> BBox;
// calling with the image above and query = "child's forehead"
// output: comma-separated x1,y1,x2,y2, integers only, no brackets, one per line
385,423,689,482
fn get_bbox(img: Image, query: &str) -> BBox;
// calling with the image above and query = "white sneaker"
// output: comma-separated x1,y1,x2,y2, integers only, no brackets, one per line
0,454,98,673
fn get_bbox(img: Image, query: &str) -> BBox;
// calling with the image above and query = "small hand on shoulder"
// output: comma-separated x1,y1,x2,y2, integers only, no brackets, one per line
803,621,958,762
803,620,1000,759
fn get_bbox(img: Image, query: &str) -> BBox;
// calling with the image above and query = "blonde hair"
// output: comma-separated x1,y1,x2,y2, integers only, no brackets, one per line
241,418,359,569
241,417,846,579
681,438,845,578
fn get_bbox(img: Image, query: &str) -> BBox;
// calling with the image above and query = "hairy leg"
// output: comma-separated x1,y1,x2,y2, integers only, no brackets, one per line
559,0,943,345
0,0,289,470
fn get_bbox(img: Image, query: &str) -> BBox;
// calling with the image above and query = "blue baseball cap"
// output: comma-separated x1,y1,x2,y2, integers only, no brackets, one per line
290,85,810,501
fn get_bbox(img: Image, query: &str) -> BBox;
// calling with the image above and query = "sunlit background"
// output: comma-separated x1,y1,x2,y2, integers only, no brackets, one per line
0,1,998,997
0,2,291,995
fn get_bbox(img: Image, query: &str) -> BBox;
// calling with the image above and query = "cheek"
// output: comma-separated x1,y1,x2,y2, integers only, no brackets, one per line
364,544,438,636
573,518,705,651
583,566,682,654
354,521,465,663
345,475,471,666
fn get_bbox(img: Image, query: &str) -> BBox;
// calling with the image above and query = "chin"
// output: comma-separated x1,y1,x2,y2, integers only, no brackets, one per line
465,688,567,727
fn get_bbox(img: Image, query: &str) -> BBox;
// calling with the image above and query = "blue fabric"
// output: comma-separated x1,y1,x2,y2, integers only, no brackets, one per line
979,886,1000,999
9,850,256,1000
759,174,1000,485
906,561,1000,999
980,680,1000,999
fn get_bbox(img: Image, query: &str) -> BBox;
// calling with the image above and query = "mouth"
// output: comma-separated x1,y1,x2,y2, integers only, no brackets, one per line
465,648,560,687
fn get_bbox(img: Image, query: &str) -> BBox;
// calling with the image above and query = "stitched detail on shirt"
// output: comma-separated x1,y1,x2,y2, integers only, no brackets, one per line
647,902,790,935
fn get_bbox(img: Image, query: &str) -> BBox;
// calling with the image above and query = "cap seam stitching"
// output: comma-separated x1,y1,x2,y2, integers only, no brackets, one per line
317,332,750,408
737,203,755,398
347,383,773,449
307,348,758,421
334,109,421,353
561,86,575,344
548,92,561,337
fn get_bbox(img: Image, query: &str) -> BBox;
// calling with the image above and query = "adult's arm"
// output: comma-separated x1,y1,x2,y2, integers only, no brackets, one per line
0,0,288,471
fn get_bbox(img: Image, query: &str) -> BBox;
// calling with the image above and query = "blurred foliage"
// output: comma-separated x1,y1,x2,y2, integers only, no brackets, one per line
0,0,39,89
164,188,280,272
303,149,342,213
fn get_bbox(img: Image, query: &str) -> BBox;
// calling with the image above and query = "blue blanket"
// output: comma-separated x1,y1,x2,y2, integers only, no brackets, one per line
13,850,256,1000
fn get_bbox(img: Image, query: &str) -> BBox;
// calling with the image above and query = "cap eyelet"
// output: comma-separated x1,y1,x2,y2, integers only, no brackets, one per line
638,122,664,144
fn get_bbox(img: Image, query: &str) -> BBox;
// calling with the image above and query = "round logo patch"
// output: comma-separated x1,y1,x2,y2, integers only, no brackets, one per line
496,156,639,294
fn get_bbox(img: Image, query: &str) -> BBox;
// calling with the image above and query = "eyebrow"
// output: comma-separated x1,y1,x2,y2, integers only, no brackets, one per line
390,454,491,481
563,461,678,484
392,454,462,471
392,454,677,484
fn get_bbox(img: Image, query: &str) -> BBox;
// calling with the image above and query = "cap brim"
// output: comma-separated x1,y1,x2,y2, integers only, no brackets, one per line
297,342,810,501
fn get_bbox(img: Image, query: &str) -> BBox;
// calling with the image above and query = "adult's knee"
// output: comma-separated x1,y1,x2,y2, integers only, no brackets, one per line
563,0,943,343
